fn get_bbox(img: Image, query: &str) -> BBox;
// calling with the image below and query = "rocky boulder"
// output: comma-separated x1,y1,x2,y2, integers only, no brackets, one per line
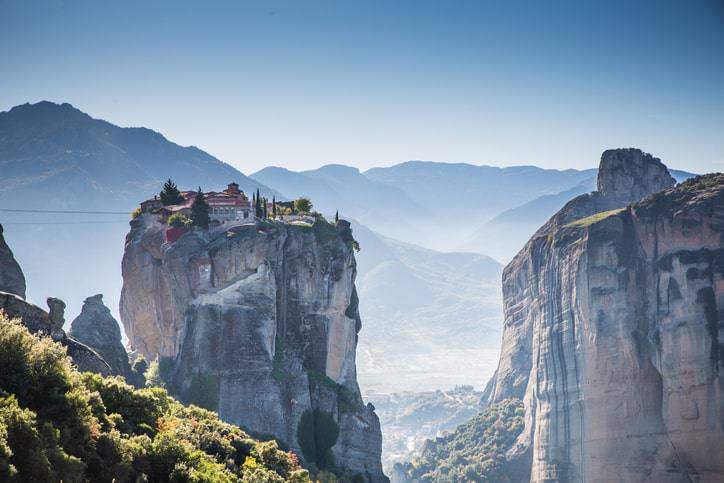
70,294,143,386
0,291,112,376
597,147,676,202
0,224,26,298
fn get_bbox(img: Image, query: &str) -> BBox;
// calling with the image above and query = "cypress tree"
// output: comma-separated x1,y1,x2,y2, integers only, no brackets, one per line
255,192,263,218
272,196,277,217
263,197,268,219
160,179,185,205
335,210,339,222
191,187,210,229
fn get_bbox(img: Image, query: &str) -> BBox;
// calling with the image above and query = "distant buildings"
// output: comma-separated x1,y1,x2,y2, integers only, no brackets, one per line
139,182,323,243
141,182,252,223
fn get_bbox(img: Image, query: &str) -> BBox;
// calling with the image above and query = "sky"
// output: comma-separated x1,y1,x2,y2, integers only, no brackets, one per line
1,0,723,174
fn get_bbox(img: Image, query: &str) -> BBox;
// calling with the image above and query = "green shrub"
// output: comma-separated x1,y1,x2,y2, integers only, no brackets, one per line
184,373,220,411
167,213,191,228
403,399,525,482
145,356,175,389
296,409,338,471
131,207,142,219
293,198,312,214
0,314,309,482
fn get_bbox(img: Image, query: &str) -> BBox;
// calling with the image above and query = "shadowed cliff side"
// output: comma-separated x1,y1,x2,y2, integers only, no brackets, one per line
121,215,386,481
483,149,723,481
0,224,26,298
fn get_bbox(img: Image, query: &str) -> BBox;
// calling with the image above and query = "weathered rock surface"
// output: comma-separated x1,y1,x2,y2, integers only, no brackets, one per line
121,215,386,481
0,223,26,298
0,291,112,376
70,294,143,385
483,149,723,481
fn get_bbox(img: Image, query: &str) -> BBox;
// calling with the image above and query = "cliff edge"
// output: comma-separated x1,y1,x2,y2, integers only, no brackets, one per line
0,223,26,298
121,215,386,481
484,149,723,481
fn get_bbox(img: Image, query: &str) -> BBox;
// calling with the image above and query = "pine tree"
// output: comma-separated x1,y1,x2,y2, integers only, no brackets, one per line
191,187,210,229
160,179,185,205
255,193,263,218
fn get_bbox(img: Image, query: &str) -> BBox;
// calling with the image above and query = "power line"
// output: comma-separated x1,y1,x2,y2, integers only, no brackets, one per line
0,208,130,215
1,220,129,225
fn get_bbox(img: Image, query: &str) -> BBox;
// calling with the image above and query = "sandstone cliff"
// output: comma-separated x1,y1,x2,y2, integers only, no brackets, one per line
121,215,386,481
0,223,26,298
483,149,723,481
70,293,143,386
0,292,112,375
0,224,112,375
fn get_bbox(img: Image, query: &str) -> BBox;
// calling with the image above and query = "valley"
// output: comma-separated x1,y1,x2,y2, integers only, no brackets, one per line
0,102,721,482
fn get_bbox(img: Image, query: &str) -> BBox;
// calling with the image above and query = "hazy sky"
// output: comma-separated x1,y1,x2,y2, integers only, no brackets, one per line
1,0,723,174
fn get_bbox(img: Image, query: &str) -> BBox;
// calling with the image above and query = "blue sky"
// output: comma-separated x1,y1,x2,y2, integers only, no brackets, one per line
1,0,723,173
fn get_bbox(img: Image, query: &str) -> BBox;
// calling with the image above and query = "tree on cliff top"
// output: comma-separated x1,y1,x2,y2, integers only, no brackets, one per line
159,179,185,206
191,187,210,229
293,197,313,214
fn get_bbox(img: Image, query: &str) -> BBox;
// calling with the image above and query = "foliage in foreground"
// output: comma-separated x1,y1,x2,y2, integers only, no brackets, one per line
0,313,309,482
399,398,524,482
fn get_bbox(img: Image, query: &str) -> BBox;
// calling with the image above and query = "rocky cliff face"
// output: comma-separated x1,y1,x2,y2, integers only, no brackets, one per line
483,149,723,481
70,294,143,386
1,224,111,375
0,223,26,298
0,292,112,376
121,215,385,481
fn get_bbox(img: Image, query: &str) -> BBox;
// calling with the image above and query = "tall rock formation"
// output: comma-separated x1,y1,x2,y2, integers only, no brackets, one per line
0,292,112,376
70,294,143,386
121,215,386,481
483,149,723,481
0,223,26,298
1,224,111,375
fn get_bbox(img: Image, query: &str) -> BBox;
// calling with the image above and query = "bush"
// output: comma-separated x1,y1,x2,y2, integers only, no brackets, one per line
296,409,338,471
131,207,142,219
403,399,525,482
167,213,191,228
0,314,309,482
293,198,312,214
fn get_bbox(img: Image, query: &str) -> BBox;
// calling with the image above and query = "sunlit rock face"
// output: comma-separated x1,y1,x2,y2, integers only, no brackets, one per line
0,224,26,298
70,294,143,386
483,149,723,482
121,215,385,481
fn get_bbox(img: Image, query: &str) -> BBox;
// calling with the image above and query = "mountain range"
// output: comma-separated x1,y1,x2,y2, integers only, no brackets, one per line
0,101,695,391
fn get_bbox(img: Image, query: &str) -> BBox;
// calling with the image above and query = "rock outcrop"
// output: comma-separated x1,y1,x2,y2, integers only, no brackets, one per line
0,223,26,298
0,292,112,376
70,294,143,386
121,215,386,481
483,149,723,481
0,224,111,375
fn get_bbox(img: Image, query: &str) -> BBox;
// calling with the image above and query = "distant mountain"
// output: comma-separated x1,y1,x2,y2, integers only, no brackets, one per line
0,101,276,322
365,161,597,243
351,222,503,394
251,165,429,244
460,168,697,262
0,101,277,210
256,162,598,250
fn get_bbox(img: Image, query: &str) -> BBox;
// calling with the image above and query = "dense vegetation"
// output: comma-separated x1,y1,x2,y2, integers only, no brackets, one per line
399,398,524,482
296,409,339,472
372,386,483,471
0,314,309,482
